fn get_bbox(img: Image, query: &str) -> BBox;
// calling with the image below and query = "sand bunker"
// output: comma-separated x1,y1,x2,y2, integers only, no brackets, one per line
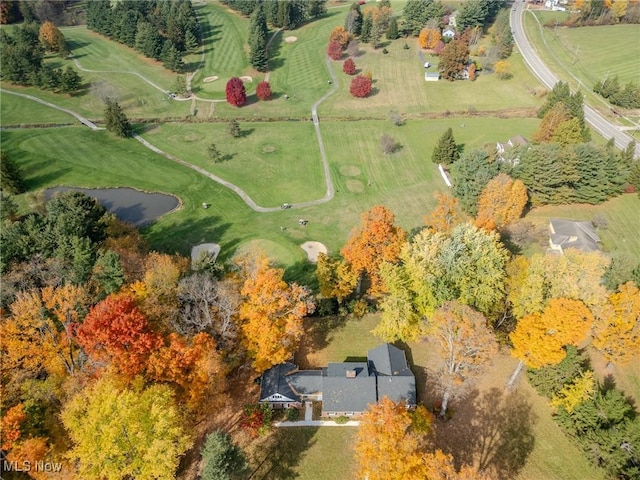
301,241,328,263
203,76,219,83
346,179,365,193
191,243,221,265
240,76,253,83
340,165,361,177
285,36,298,43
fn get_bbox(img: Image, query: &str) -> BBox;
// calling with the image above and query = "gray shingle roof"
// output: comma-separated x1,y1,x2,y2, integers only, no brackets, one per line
259,362,299,402
287,370,323,396
322,376,377,413
367,344,412,376
549,218,600,252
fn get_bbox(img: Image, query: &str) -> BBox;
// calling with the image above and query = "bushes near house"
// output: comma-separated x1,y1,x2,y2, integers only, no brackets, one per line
285,408,300,421
335,415,349,424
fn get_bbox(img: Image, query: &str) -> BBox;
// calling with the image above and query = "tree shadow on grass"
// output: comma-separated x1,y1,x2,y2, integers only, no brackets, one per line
296,315,349,368
248,427,318,480
433,387,537,478
283,260,317,290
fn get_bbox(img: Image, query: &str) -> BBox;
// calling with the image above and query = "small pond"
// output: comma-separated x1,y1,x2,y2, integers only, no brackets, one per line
44,187,180,227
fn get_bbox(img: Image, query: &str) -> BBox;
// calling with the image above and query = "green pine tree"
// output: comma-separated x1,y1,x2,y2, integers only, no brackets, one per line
104,99,132,138
360,14,372,43
431,128,459,165
60,66,82,94
249,4,269,72
0,151,26,194
184,30,199,52
227,119,241,138
386,16,399,40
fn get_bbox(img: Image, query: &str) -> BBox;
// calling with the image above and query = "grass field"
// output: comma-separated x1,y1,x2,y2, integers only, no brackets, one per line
0,92,80,125
524,194,640,259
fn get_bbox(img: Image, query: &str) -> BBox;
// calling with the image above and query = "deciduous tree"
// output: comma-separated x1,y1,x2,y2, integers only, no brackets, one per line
62,376,192,480
349,74,372,97
329,25,350,48
438,39,470,81
256,80,272,100
430,301,498,418
341,205,406,297
316,253,358,304
533,102,572,144
238,253,314,373
423,193,465,234
76,293,161,376
342,57,356,75
475,174,528,231
418,27,440,49
225,77,246,107
494,60,511,79
327,40,343,60
592,282,640,365
38,21,64,52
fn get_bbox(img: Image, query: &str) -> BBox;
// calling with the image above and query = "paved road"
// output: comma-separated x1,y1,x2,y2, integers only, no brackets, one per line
510,1,639,158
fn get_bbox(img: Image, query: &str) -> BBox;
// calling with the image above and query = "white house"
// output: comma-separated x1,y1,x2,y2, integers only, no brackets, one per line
442,27,456,39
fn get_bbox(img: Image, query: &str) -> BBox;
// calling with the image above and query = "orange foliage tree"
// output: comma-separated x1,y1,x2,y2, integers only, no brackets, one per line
508,298,593,388
532,102,571,144
418,27,441,49
430,302,498,418
475,174,528,231
146,332,227,408
38,21,64,52
238,253,314,373
592,282,640,365
316,253,358,304
76,294,162,377
424,192,465,234
341,205,407,297
329,25,351,48
1,403,26,450
354,397,431,480
3,285,89,379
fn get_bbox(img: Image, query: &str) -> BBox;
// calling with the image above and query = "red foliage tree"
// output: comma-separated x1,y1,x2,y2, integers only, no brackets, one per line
256,81,272,101
327,40,343,61
343,58,356,75
350,74,372,98
225,77,246,107
433,40,445,56
76,294,161,376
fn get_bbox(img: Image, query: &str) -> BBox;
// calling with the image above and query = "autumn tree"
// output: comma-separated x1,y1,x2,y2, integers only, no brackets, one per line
225,77,246,107
329,25,351,49
341,205,406,297
343,57,356,75
532,102,572,144
438,39,470,81
238,253,314,373
494,60,511,79
327,40,343,60
76,293,162,377
62,375,192,480
418,27,440,49
256,80,272,100
38,21,65,54
354,397,431,480
350,74,372,97
146,332,226,408
475,174,528,231
1,403,26,451
430,302,498,418
431,127,459,165
508,298,594,388
200,431,248,480
376,223,508,342
423,193,465,234
315,253,358,304
592,282,640,365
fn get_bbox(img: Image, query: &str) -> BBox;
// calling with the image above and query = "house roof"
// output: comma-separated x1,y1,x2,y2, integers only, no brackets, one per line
425,72,440,78
549,218,600,252
322,376,377,413
377,376,417,405
367,344,412,377
509,135,529,147
287,370,323,396
259,362,299,402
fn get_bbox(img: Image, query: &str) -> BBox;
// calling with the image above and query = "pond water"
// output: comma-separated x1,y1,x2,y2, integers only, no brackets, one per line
44,187,180,227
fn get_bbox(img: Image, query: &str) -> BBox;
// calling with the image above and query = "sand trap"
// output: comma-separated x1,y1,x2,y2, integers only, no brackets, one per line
191,243,221,265
346,179,365,193
203,76,219,83
340,165,361,177
240,76,253,83
285,36,298,43
262,145,276,153
301,241,328,263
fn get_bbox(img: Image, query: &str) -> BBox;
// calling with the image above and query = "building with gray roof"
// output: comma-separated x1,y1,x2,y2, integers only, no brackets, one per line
548,218,600,254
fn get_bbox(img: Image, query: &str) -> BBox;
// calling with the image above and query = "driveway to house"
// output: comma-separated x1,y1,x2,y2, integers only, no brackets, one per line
510,1,639,158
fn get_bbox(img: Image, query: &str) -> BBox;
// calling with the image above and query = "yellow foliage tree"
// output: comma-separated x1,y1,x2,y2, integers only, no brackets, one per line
494,60,511,79
532,102,572,144
592,282,640,365
550,370,595,413
38,21,63,52
475,174,528,231
238,253,314,373
424,193,465,234
316,253,358,303
418,27,441,49
329,25,351,48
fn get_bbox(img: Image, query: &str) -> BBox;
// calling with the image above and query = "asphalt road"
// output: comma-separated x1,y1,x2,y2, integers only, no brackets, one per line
510,1,639,159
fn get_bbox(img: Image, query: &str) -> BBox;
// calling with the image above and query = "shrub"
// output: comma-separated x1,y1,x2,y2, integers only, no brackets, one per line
256,81,272,100
327,40,343,60
350,75,372,98
225,77,246,106
343,58,356,75
285,408,299,421
382,47,388,54
380,134,401,154
335,415,349,424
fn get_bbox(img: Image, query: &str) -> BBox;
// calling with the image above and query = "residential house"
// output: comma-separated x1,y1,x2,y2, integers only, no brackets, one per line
548,218,601,254
259,344,417,417
496,134,529,163
442,27,456,40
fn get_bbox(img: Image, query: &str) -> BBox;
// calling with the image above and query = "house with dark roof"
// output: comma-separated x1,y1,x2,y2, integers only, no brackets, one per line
259,344,417,417
496,135,529,163
548,218,601,254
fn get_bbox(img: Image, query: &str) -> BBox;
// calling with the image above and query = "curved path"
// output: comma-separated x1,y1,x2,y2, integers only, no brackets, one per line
511,2,639,158
0,89,102,130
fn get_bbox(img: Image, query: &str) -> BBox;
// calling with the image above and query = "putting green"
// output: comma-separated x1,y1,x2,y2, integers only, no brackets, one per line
346,179,365,193
234,239,303,266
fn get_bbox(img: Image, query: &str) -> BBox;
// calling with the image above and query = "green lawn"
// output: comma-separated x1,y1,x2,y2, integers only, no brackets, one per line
524,194,640,259
0,92,80,125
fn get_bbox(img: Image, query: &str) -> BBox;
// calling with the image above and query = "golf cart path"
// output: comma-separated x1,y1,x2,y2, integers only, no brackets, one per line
0,56,338,213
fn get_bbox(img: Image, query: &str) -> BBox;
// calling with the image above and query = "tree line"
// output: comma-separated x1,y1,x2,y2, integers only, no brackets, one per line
85,0,200,73
221,0,326,30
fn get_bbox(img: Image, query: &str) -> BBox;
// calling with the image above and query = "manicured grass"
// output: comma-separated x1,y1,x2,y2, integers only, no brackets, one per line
0,92,80,125
523,194,640,259
140,122,326,206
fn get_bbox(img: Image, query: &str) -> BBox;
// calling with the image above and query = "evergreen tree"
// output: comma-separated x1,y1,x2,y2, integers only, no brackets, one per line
104,99,132,138
0,151,26,194
184,30,198,52
208,143,222,163
345,2,363,36
249,4,268,72
135,20,161,59
450,149,501,215
227,120,241,138
60,66,82,94
431,128,459,165
360,13,372,43
403,0,444,36
386,16,399,40
200,431,247,480
631,161,640,199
